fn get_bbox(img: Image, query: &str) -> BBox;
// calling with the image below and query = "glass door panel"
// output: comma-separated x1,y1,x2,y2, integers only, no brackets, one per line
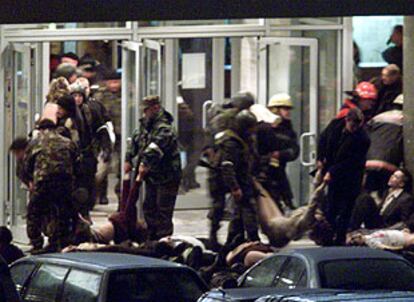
10,43,32,242
259,37,318,206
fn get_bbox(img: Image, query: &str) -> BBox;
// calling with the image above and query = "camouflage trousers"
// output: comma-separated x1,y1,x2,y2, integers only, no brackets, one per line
226,195,259,245
27,179,75,250
143,180,180,240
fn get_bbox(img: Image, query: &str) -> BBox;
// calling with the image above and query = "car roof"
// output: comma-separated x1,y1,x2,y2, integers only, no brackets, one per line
261,290,414,302
203,288,340,301
281,247,406,263
18,252,185,272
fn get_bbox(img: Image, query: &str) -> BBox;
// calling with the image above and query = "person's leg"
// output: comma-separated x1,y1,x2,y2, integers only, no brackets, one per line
26,192,45,250
209,192,226,244
226,204,245,245
142,182,159,240
349,192,381,231
240,197,259,242
155,180,180,239
254,181,284,229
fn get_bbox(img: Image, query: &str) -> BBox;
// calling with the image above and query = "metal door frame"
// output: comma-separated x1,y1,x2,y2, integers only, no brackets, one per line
258,37,319,166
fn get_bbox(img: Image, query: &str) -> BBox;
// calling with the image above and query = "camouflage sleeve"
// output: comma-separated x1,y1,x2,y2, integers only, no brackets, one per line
70,141,81,177
220,139,241,191
125,129,140,164
140,125,175,168
23,141,38,182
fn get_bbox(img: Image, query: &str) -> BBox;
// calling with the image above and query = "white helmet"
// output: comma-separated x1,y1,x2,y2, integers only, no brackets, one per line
268,93,293,108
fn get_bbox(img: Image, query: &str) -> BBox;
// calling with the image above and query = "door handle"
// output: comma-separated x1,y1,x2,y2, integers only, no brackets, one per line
300,132,316,167
202,100,214,129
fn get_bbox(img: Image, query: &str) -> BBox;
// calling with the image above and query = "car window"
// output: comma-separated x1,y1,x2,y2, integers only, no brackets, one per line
10,262,36,294
24,264,69,302
106,268,205,302
319,259,414,291
242,256,287,288
61,269,101,302
274,257,306,289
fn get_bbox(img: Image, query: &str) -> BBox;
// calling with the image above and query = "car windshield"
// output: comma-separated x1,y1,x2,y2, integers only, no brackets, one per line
319,259,414,291
106,268,206,302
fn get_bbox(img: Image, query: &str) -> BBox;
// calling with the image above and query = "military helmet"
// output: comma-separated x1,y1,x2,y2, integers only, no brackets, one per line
230,91,255,110
268,93,293,108
235,109,257,133
69,82,86,96
54,63,77,81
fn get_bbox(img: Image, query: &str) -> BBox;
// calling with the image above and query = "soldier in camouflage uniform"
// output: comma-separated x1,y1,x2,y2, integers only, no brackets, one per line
24,119,79,252
211,110,260,245
206,92,255,246
93,70,122,204
125,96,181,240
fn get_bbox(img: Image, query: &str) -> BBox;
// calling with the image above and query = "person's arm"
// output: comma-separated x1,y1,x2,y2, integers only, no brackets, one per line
140,124,175,170
220,139,243,201
277,130,300,162
124,129,140,169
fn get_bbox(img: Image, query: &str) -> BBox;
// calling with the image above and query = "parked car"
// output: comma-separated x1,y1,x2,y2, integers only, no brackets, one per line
238,247,414,291
198,288,339,302
256,290,414,302
10,252,208,302
0,256,21,302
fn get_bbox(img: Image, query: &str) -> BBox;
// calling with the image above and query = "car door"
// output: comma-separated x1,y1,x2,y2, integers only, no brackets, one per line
239,256,288,288
22,263,69,302
273,256,308,289
60,268,102,302
9,261,37,296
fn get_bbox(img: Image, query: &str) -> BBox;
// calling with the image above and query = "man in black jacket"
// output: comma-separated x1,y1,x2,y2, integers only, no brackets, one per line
350,169,414,231
373,64,402,115
267,93,300,211
320,108,370,245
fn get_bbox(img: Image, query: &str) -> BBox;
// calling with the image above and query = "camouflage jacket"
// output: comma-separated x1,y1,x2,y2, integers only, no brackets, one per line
125,108,181,185
94,87,121,137
214,129,256,197
25,130,79,185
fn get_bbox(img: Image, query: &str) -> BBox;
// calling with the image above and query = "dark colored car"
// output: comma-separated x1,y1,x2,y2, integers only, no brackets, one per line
0,256,21,302
256,290,414,302
198,288,340,302
10,252,208,302
238,247,414,291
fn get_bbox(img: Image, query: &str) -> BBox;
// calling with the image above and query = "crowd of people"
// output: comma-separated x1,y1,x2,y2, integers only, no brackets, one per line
2,32,414,288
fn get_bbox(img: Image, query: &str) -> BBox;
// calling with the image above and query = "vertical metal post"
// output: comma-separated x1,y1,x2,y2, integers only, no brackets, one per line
0,26,6,224
41,42,50,109
164,39,178,128
404,16,414,174
230,38,241,97
342,17,353,94
212,38,225,103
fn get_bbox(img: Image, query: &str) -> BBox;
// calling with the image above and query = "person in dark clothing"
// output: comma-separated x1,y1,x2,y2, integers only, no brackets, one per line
215,110,260,245
206,91,255,247
319,108,370,245
382,25,403,70
70,82,112,217
350,169,414,231
125,96,181,240
372,64,402,115
364,96,404,194
267,93,300,211
0,227,24,264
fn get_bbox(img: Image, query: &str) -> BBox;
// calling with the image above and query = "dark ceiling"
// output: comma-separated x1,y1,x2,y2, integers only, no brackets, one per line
2,0,412,24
